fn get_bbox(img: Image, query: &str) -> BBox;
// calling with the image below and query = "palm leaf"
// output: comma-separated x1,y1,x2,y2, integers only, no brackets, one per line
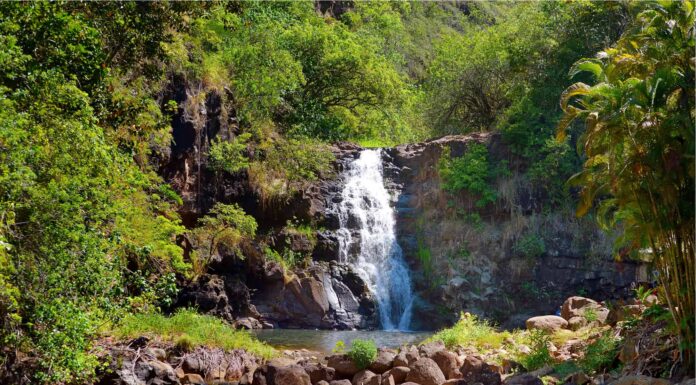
569,59,604,81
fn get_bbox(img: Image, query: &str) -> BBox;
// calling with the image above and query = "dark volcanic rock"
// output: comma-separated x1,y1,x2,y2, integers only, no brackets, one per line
460,355,501,385
327,355,360,378
406,358,446,385
251,262,378,329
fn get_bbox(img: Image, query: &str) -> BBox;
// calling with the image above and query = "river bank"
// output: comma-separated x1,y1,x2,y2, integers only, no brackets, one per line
94,295,693,385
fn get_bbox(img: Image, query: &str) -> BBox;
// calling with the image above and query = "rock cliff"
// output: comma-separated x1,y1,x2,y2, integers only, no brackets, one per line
384,133,647,329
160,77,646,331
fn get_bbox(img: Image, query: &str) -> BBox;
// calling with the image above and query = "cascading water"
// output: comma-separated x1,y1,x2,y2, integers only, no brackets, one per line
336,149,414,330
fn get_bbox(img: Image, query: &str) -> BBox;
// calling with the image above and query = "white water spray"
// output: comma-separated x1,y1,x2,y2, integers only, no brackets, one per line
336,149,414,330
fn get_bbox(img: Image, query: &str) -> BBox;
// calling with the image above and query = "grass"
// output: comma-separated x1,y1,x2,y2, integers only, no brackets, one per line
428,312,613,372
113,309,275,359
428,312,512,351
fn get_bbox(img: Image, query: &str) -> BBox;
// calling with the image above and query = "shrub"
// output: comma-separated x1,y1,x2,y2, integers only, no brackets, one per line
347,339,378,370
583,308,598,323
248,138,335,202
188,203,257,275
514,234,546,259
579,334,619,374
429,313,509,351
264,246,306,270
175,334,194,352
208,133,251,174
519,330,553,371
416,239,433,277
332,340,346,354
438,144,497,208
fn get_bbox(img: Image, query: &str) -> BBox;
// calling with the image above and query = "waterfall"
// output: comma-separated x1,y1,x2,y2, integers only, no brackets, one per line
336,149,414,330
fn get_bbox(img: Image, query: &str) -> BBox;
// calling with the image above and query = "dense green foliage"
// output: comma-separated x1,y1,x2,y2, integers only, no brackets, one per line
115,309,275,359
578,333,620,374
347,339,378,370
558,0,694,367
0,3,195,382
439,144,498,208
0,0,691,381
189,203,257,275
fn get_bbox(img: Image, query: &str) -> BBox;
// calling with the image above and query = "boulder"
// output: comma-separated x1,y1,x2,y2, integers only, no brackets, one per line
406,358,446,385
419,341,446,358
353,370,377,385
331,381,353,385
608,376,671,385
570,372,591,385
148,360,178,383
431,350,460,379
369,349,396,373
120,359,178,385
274,365,312,385
442,380,467,385
404,346,420,365
562,297,598,319
235,317,263,330
561,297,609,324
318,381,331,385
253,367,269,385
366,374,382,385
182,373,207,385
382,374,396,385
383,367,410,384
504,374,543,385
183,355,206,374
145,348,167,361
525,315,568,332
328,355,360,377
252,263,380,330
567,316,587,331
392,352,409,368
460,355,501,385
643,294,659,306
302,363,336,384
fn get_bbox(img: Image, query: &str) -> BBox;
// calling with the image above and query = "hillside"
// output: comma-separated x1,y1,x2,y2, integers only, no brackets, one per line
0,1,693,384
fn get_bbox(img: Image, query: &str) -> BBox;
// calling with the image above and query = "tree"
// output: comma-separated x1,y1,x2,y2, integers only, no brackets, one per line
558,0,694,368
189,203,257,275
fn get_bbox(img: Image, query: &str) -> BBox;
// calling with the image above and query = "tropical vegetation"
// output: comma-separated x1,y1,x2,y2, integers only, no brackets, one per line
0,0,692,382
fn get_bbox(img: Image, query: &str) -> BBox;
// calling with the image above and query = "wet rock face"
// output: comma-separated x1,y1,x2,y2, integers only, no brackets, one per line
252,262,378,330
161,79,372,331
178,261,377,330
176,274,258,323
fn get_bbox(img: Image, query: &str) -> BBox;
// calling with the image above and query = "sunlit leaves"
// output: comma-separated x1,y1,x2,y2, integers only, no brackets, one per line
558,0,695,365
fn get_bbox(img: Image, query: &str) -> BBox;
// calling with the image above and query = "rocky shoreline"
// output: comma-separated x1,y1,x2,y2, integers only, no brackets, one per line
99,295,693,385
